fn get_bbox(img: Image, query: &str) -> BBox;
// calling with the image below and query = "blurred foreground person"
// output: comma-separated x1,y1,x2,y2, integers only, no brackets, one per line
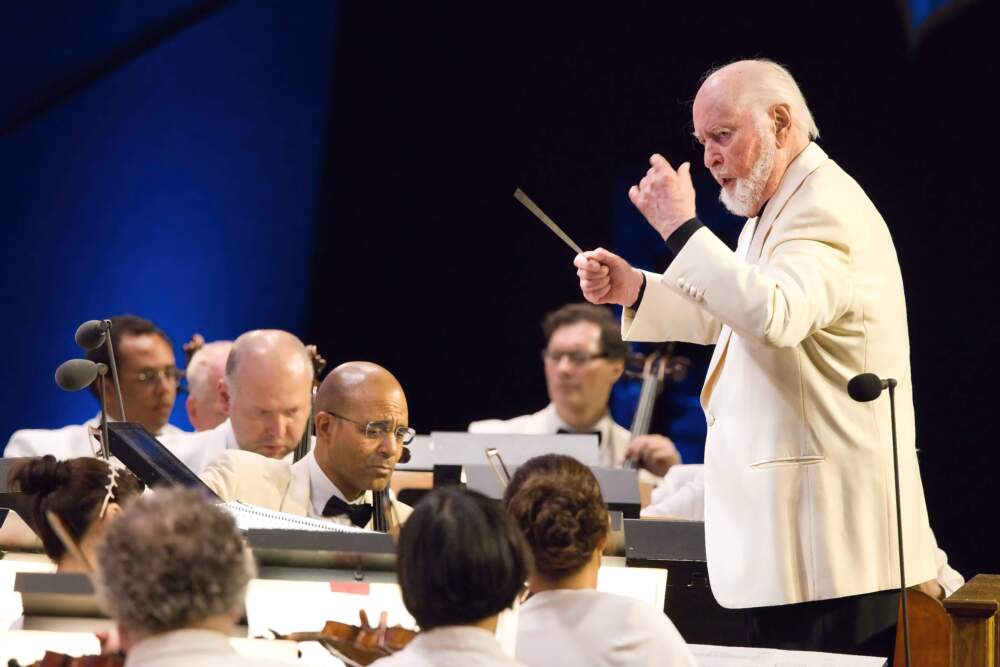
372,487,530,667
95,487,295,666
505,454,695,667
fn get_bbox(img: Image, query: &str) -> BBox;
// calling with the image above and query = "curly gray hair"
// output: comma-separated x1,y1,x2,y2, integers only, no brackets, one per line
95,488,253,634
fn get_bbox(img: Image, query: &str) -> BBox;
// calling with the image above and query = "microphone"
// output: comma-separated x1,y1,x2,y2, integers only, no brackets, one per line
848,371,911,667
54,359,106,392
847,373,897,402
75,319,109,351
74,318,126,422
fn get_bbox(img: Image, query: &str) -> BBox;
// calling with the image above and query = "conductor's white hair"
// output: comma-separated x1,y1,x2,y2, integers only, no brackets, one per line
704,59,820,140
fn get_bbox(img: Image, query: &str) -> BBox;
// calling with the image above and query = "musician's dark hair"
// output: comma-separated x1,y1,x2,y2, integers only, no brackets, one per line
542,303,627,360
85,314,173,399
96,487,253,635
397,487,529,630
8,455,144,561
503,454,609,581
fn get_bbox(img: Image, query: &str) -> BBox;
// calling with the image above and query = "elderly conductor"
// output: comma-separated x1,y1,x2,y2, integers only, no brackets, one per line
574,59,936,657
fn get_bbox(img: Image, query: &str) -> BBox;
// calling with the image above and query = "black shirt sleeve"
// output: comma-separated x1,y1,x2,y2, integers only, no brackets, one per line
627,217,704,311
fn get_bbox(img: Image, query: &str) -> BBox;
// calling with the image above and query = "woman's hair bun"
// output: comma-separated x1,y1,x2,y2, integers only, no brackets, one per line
11,454,71,497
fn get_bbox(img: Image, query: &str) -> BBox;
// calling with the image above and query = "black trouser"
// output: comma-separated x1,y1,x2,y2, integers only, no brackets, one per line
744,589,899,659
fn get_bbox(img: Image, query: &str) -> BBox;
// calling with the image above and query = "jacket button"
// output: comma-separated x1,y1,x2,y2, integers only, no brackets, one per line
706,413,716,426
677,278,686,288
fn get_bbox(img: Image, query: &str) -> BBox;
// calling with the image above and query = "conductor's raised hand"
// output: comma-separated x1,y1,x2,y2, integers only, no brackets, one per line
573,248,643,307
628,154,697,241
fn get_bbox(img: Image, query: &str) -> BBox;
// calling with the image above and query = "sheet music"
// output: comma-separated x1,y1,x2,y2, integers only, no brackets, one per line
222,501,367,533
689,644,888,667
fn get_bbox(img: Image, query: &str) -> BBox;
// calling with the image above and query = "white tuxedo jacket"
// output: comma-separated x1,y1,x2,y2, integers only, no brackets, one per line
201,449,412,530
624,143,936,608
4,414,184,460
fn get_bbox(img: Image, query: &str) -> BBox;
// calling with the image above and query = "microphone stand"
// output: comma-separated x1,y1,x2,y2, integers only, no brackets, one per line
102,319,127,422
888,383,911,667
97,367,110,460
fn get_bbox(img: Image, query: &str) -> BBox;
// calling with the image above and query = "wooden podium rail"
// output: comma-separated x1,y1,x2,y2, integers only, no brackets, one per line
943,574,1000,667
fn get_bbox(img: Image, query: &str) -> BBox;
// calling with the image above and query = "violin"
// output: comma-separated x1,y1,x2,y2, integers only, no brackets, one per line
13,651,125,667
273,609,417,666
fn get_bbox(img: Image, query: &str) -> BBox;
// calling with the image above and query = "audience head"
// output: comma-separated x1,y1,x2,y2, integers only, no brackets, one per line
222,329,313,458
9,455,143,571
541,304,626,428
397,487,529,631
86,314,179,434
693,58,816,217
185,340,233,431
313,361,412,501
95,487,253,649
503,454,609,586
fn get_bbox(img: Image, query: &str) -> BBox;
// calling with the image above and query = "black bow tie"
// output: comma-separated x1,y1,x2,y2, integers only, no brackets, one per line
322,495,373,527
557,428,603,445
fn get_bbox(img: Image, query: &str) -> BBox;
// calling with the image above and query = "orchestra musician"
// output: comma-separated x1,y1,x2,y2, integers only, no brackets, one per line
469,303,679,479
4,315,185,460
504,454,696,667
573,58,937,656
94,487,295,666
200,361,412,530
371,487,530,667
161,330,313,472
184,339,233,432
4,455,143,572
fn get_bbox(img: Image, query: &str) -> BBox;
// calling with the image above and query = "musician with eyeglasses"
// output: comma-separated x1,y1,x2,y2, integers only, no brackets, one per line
199,361,413,529
469,303,680,478
4,314,186,460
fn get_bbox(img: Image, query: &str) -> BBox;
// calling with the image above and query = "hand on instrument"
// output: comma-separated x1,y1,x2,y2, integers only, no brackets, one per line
574,248,644,307
628,154,697,241
626,434,681,477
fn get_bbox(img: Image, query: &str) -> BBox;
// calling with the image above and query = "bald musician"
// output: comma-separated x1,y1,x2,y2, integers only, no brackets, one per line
162,329,313,472
200,362,413,530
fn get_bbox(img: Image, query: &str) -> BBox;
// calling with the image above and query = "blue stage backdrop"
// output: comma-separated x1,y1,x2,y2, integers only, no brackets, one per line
0,1,336,445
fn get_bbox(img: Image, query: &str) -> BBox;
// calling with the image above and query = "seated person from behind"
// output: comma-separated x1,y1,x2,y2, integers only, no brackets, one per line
504,454,696,667
184,339,233,432
469,303,679,478
161,329,313,472
5,314,184,460
95,487,294,666
201,361,412,530
372,487,529,667
6,455,143,571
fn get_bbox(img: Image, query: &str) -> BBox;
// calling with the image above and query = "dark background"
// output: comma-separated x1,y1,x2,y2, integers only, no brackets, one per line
2,1,995,577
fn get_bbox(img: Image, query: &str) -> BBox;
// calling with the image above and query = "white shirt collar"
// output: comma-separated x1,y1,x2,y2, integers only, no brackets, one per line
125,629,236,664
306,449,369,517
543,403,615,443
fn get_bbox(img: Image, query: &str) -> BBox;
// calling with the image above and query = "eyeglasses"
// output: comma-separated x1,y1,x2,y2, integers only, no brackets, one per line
541,349,607,366
131,366,184,386
321,411,416,445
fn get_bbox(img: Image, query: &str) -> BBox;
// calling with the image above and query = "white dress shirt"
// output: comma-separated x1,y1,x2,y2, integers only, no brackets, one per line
371,625,525,667
124,629,295,667
4,413,184,460
515,589,696,667
469,404,629,469
306,449,375,527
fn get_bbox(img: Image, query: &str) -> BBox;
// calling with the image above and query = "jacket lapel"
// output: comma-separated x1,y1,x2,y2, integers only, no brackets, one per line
746,142,829,263
281,455,313,515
